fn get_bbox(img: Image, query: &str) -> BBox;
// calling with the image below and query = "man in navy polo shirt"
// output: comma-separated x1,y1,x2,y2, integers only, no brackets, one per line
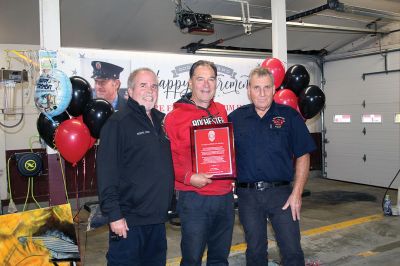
228,67,316,266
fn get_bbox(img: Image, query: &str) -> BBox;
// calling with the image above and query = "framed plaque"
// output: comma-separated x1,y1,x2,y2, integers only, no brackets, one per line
190,122,236,179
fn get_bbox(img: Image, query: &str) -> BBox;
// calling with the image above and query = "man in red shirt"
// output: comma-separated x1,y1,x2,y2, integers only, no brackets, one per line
164,60,234,265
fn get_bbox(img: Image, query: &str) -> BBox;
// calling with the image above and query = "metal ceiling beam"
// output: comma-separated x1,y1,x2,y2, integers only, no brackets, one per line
285,0,400,22
336,4,400,22
195,48,269,57
286,20,387,34
286,1,335,22
194,47,324,58
211,15,389,34
324,47,400,62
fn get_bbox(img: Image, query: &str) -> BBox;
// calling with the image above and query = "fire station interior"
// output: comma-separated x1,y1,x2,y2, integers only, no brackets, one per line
0,0,399,265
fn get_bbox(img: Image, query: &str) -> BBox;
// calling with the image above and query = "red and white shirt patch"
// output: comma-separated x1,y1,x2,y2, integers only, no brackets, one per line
272,116,285,128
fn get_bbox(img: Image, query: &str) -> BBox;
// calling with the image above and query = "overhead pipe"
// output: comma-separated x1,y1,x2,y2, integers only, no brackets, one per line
362,53,400,80
286,0,340,22
182,40,327,57
334,3,400,22
191,0,396,56
212,0,399,34
211,15,389,34
286,0,400,23
324,47,400,62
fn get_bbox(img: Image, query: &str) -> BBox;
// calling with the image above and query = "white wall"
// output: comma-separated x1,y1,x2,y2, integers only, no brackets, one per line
0,44,41,200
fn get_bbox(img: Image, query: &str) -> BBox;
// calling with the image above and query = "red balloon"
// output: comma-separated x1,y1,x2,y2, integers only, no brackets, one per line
274,89,298,110
88,136,97,148
76,115,97,148
55,119,91,166
261,57,285,88
76,115,84,122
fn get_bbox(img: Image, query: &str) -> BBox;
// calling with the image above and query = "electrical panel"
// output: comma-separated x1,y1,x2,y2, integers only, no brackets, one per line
0,69,28,83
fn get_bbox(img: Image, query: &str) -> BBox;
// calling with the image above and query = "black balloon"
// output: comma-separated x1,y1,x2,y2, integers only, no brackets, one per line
282,64,310,96
276,84,285,92
37,112,70,149
67,76,92,117
83,99,114,138
298,85,326,119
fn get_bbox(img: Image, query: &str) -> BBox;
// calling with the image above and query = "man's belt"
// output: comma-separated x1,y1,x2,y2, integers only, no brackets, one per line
236,181,290,191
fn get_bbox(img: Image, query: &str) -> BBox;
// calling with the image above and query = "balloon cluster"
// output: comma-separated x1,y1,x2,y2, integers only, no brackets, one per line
35,72,114,166
260,58,326,120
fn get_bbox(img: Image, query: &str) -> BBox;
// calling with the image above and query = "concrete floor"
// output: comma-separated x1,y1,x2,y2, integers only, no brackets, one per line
76,172,400,265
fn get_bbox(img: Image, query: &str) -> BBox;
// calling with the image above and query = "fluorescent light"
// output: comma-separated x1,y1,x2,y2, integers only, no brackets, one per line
195,48,271,57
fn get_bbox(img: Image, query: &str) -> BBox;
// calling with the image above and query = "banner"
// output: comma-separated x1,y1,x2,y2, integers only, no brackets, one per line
58,48,262,114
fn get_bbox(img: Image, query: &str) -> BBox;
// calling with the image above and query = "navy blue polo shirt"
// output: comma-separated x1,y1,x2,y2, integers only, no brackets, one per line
228,102,316,183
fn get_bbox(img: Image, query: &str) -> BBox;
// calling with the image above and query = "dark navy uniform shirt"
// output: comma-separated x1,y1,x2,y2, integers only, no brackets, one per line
228,101,316,183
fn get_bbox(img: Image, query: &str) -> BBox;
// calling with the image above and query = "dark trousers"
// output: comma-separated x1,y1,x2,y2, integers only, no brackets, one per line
177,191,235,266
106,223,167,266
237,185,304,266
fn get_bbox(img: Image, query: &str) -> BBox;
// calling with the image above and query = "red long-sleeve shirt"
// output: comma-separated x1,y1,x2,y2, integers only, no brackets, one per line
164,97,233,195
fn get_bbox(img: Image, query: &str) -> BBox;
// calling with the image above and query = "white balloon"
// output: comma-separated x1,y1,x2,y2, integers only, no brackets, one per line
34,69,72,118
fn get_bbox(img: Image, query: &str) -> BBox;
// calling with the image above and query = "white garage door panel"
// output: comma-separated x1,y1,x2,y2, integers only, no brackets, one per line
325,105,362,157
362,129,400,150
325,154,367,183
325,104,362,121
363,103,399,114
324,51,400,187
326,130,361,147
366,155,400,187
361,103,399,152
362,80,400,103
326,77,399,106
325,87,364,105
326,141,361,155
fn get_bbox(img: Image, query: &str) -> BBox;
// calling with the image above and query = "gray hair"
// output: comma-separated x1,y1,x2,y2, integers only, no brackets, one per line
248,67,275,86
127,67,158,89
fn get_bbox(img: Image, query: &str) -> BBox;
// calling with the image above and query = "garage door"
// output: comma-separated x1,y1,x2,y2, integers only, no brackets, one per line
324,51,400,188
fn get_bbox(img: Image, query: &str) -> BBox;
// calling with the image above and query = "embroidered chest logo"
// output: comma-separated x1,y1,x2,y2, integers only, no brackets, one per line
137,130,150,135
272,117,285,128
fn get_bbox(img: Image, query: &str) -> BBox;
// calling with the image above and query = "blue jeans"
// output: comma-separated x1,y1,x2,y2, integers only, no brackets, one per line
106,223,167,266
237,185,304,266
177,191,235,266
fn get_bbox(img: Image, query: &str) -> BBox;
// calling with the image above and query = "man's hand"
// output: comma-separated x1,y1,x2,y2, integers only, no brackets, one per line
282,192,302,221
282,153,310,221
190,173,213,188
110,218,129,238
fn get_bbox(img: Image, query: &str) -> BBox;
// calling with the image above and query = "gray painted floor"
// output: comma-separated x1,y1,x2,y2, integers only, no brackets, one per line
77,172,400,265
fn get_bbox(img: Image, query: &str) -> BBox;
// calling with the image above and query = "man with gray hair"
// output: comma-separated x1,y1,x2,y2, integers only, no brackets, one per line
228,67,316,265
97,68,174,265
